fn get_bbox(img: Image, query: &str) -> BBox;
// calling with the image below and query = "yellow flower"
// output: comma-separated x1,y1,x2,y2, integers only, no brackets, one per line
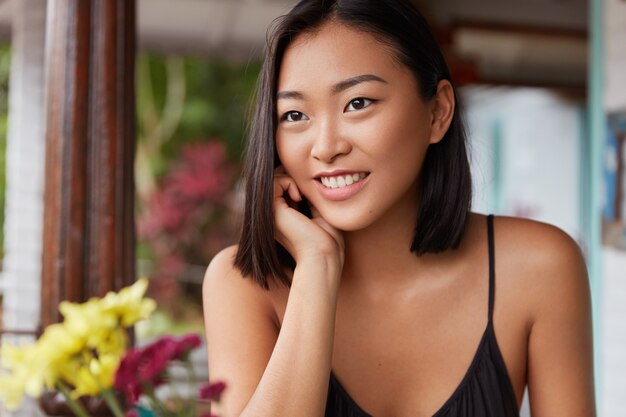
0,278,156,410
92,328,128,358
0,342,48,409
60,298,117,338
89,354,120,391
62,354,121,399
99,278,156,327
71,367,100,398
0,374,25,411
38,323,125,398
39,323,84,357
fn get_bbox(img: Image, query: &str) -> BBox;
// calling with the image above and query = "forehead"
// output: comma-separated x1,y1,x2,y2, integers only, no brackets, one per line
278,21,408,89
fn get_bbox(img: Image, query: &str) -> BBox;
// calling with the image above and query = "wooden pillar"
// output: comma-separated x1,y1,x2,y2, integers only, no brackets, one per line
41,0,137,327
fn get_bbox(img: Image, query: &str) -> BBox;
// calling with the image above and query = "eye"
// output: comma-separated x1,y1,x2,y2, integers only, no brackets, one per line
345,97,374,112
280,111,309,123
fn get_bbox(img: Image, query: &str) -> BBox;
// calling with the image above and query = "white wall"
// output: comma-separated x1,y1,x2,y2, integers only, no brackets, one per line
464,86,584,243
604,0,626,112
0,0,47,415
602,0,626,414
601,248,626,417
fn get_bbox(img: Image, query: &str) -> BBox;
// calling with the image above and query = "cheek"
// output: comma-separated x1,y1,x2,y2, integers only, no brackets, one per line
276,137,308,177
275,134,290,167
361,108,431,164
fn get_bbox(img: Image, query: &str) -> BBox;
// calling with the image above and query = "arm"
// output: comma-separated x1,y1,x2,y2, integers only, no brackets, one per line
203,170,344,417
203,248,340,417
526,226,596,417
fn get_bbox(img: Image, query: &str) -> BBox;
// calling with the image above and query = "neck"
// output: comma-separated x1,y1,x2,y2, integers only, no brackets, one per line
340,202,475,296
341,195,427,293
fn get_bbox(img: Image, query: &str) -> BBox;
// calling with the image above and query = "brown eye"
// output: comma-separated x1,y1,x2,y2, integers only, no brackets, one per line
345,97,374,112
282,111,309,123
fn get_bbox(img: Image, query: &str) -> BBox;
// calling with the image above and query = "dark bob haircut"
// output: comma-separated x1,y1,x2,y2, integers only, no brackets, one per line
234,0,472,289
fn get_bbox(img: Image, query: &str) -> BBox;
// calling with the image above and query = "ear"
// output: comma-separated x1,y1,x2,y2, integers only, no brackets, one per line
429,80,455,144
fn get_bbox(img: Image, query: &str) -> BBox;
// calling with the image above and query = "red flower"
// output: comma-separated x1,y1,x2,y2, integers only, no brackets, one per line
114,349,143,403
137,336,177,382
114,333,203,404
199,381,227,401
173,333,202,358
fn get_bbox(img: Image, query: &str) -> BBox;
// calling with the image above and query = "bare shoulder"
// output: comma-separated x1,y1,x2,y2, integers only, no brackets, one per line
203,245,240,286
203,245,274,312
203,245,248,292
203,245,288,329
491,215,590,323
492,215,585,261
492,215,586,276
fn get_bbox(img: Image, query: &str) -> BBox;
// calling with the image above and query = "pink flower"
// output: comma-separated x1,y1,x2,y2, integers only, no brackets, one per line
137,140,235,238
199,381,227,401
176,142,233,201
125,410,139,417
136,139,239,290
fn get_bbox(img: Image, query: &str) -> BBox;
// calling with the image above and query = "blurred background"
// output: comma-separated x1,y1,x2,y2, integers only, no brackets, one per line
0,0,624,415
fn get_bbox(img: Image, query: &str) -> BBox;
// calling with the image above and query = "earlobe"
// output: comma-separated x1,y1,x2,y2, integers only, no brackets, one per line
429,80,455,144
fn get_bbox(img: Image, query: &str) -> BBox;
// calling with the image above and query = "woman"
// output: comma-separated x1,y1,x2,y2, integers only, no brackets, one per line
202,0,596,416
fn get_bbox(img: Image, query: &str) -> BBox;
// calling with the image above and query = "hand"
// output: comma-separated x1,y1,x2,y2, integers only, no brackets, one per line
273,167,345,268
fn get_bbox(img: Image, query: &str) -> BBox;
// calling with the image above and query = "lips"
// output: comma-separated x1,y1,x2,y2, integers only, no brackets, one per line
313,171,370,201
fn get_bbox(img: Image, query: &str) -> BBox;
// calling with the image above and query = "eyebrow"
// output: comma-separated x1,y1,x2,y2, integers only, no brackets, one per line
276,74,388,100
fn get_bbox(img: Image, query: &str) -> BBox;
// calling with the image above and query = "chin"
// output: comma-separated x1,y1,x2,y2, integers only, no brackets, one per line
317,207,375,232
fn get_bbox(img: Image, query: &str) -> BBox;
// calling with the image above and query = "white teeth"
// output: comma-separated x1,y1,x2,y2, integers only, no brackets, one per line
320,173,368,189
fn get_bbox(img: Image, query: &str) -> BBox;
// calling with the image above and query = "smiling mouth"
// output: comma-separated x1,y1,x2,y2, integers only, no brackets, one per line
317,172,369,189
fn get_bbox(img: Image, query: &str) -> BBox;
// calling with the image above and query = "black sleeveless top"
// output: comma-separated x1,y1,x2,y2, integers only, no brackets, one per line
325,215,520,417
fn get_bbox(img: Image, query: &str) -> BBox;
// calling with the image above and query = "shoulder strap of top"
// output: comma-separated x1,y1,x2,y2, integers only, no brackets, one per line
487,214,495,323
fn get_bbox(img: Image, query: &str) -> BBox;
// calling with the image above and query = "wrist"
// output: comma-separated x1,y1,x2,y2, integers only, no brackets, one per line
296,253,342,274
293,255,343,293
295,242,343,265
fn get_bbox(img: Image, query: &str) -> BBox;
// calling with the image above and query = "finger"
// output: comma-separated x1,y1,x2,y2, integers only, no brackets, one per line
273,176,302,202
308,204,343,242
273,176,289,199
309,203,322,219
286,181,302,202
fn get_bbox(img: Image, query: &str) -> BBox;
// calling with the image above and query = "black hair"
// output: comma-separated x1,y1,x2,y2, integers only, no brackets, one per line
234,0,472,289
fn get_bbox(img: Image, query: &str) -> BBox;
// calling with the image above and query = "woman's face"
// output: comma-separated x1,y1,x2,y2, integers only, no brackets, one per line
275,21,449,232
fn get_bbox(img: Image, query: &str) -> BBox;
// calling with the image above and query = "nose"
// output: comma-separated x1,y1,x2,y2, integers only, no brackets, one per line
310,120,352,163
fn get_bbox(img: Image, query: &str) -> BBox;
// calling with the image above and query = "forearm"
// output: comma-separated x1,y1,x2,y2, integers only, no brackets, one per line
239,258,340,417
